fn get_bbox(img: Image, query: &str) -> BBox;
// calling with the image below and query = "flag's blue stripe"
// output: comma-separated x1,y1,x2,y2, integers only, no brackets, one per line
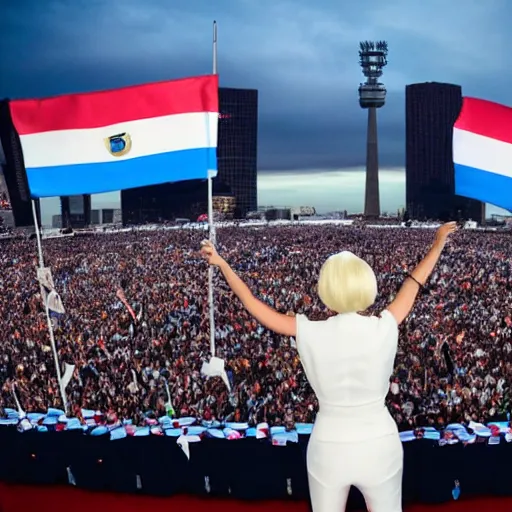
27,147,217,198
455,163,512,212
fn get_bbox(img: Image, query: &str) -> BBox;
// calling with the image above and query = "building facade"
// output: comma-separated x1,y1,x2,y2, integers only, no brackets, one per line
60,195,92,228
121,87,258,224
53,208,121,228
405,82,484,222
0,99,39,227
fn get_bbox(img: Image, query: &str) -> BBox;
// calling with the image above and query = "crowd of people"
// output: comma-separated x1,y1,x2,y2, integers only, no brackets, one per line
0,224,510,431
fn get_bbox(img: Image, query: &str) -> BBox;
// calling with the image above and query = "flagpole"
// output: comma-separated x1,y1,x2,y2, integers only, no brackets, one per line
32,200,44,268
31,199,67,413
208,20,218,357
46,292,67,411
212,20,218,79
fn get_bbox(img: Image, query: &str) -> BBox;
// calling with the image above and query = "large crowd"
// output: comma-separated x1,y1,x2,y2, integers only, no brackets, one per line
0,225,510,431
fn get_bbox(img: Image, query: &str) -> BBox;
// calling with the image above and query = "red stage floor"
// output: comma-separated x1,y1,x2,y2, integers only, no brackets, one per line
0,483,510,511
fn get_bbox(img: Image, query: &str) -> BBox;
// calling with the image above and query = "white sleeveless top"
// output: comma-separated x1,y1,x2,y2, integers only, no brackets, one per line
296,310,399,442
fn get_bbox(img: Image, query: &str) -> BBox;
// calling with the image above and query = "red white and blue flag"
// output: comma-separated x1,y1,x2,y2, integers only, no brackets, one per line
454,97,512,211
8,75,219,198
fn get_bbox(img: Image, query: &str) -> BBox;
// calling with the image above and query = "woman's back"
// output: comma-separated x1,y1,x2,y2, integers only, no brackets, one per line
296,310,399,441
201,223,457,511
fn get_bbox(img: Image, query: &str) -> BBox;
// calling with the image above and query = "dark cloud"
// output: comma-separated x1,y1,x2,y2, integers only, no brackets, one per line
0,0,510,172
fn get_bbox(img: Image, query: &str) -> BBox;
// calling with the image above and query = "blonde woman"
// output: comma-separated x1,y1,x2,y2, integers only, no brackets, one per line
200,222,456,512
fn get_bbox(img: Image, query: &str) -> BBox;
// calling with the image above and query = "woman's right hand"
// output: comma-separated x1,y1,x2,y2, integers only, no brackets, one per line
434,222,457,246
200,240,225,267
387,221,457,326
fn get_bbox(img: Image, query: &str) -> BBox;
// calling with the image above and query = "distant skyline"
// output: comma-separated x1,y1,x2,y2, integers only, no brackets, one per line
37,168,506,226
40,167,407,225
1,0,511,220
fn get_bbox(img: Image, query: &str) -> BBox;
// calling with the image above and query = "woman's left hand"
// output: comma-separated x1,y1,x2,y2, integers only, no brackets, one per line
200,240,225,267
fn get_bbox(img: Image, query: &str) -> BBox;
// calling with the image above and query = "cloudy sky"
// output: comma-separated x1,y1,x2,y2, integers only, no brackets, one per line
1,0,510,223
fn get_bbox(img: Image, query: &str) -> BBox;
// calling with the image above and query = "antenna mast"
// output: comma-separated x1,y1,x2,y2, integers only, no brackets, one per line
212,20,218,75
358,40,389,219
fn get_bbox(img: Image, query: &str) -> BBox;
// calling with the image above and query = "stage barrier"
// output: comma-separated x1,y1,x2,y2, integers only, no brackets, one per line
0,427,511,509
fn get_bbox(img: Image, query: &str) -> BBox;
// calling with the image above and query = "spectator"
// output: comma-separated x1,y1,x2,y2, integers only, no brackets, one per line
0,225,510,430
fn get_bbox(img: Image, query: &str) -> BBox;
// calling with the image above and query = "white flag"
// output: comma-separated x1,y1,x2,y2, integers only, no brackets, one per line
37,267,55,290
37,267,55,307
127,369,139,394
47,290,66,315
177,434,190,460
201,356,231,391
37,268,65,314
61,363,75,391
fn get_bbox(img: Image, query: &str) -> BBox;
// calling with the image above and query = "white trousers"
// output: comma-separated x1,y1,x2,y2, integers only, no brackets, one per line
307,432,403,512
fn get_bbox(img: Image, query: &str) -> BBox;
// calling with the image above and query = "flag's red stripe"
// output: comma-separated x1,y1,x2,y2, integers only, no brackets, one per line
10,75,219,135
455,97,512,145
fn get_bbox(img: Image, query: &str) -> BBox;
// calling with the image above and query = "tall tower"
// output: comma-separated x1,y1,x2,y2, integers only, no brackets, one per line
358,41,388,218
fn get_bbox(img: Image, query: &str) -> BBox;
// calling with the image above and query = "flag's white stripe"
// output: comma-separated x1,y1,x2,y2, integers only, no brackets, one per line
20,112,218,169
453,128,512,178
207,112,218,148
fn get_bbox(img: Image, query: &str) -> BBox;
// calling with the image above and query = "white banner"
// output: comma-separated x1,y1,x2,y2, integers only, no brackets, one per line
61,363,75,392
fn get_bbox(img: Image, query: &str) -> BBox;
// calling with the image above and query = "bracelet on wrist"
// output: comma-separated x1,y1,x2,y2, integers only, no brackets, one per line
407,274,424,288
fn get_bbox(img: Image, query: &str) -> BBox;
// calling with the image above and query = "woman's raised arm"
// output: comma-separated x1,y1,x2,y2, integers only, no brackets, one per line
386,222,457,325
200,241,296,337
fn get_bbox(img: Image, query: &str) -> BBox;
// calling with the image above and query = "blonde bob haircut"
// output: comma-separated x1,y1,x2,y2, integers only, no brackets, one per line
317,251,377,314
